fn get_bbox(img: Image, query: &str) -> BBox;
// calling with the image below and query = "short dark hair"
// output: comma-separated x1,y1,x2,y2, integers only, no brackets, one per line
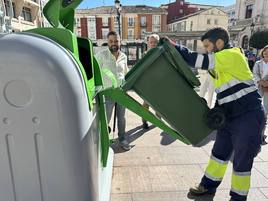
201,27,230,45
107,31,118,38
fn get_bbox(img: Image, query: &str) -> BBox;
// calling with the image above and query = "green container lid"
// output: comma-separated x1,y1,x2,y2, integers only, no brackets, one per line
124,41,200,91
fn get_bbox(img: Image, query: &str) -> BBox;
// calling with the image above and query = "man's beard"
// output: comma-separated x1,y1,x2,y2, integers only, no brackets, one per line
109,45,119,53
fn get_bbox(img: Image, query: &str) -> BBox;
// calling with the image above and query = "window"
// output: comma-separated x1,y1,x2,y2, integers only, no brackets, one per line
207,19,211,25
87,17,96,40
152,26,161,32
76,18,80,27
214,19,218,25
128,17,134,27
114,16,118,25
102,17,108,26
76,29,81,36
21,7,32,22
12,2,15,17
87,17,95,28
152,15,160,25
190,21,193,31
128,29,134,39
245,4,253,19
141,28,146,39
172,24,176,31
140,16,146,26
242,35,249,49
4,0,15,17
88,17,95,22
89,32,96,40
102,28,109,39
181,21,186,31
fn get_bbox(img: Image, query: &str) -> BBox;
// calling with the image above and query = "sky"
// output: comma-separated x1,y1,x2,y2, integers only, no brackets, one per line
79,0,236,9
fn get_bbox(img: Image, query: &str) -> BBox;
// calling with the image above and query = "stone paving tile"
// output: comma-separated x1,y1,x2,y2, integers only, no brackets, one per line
113,146,209,167
129,189,268,201
201,145,213,156
113,146,162,167
254,162,268,179
132,191,189,201
260,188,268,199
258,145,268,161
111,166,152,194
159,146,209,165
214,189,268,201
148,165,204,191
112,165,203,194
199,163,268,189
110,193,132,201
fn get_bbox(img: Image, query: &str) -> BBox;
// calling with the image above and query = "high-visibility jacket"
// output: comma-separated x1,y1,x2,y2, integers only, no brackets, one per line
175,45,262,117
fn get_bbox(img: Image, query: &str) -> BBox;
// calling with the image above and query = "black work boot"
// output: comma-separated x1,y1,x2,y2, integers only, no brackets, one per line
189,184,216,196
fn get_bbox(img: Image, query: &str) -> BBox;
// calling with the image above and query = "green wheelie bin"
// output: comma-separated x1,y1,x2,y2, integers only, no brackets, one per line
122,40,224,146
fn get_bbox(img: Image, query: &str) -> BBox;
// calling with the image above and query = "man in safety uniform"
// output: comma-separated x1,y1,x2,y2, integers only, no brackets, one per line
169,27,266,201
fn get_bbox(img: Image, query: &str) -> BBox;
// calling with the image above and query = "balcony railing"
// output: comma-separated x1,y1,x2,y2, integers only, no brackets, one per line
128,22,134,27
140,22,147,27
236,18,252,26
127,35,134,40
102,22,108,27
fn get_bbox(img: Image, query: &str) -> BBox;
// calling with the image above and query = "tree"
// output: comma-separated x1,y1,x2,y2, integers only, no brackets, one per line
249,29,268,49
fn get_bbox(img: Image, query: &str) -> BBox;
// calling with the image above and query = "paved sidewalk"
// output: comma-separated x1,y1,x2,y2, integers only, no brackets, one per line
110,93,268,201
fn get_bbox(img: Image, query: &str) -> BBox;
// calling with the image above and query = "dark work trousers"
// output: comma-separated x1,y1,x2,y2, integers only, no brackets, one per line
201,108,266,201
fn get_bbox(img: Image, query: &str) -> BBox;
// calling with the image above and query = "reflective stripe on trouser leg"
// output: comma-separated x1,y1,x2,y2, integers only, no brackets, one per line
204,154,228,182
231,170,251,196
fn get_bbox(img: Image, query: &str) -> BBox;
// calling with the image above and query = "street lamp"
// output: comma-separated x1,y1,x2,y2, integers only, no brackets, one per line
114,0,122,37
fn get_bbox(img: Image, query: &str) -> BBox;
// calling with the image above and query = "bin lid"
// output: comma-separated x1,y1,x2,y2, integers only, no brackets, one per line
123,40,200,91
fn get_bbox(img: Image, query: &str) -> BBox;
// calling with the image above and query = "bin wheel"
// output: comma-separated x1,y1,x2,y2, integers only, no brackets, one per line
205,107,226,130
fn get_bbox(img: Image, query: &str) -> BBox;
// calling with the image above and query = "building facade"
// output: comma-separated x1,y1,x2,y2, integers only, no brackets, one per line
160,0,220,24
168,7,228,51
1,0,42,32
75,5,167,46
223,4,236,28
231,0,268,49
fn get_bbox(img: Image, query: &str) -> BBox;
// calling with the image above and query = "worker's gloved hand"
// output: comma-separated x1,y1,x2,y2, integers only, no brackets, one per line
160,36,177,46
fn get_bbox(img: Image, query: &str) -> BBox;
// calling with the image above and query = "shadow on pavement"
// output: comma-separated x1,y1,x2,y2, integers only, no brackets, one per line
160,131,176,145
126,125,156,143
111,124,155,153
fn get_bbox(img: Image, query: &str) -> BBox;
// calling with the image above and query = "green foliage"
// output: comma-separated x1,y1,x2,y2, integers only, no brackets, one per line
249,30,268,49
